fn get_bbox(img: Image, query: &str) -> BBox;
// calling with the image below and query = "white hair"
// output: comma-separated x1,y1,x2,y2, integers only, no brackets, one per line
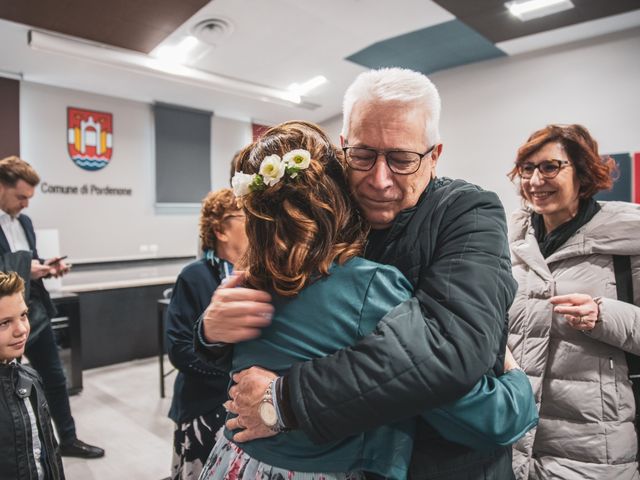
341,68,441,145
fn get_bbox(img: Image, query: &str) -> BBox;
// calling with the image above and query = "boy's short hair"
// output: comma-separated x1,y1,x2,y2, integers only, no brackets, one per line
0,271,25,299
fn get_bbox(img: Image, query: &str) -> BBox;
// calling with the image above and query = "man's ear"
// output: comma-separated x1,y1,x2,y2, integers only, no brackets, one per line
431,143,443,169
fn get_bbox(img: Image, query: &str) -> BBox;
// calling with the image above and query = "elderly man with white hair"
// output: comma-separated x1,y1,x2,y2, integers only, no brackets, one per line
197,68,519,479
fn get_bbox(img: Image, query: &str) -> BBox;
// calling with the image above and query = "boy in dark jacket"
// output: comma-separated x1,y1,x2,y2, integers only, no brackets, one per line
0,271,65,480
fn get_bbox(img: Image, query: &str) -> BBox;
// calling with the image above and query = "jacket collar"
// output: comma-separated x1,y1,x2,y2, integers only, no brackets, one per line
510,201,640,272
509,209,552,280
0,212,35,254
0,228,10,254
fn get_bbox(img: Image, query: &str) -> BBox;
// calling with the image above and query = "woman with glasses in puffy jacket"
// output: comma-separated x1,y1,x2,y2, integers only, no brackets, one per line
507,124,640,479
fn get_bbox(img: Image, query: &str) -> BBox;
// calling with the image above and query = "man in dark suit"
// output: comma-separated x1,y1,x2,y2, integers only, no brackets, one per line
0,155,104,459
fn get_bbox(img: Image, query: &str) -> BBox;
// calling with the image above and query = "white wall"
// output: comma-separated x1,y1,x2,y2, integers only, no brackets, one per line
433,28,640,217
319,114,343,145
20,82,252,262
211,115,252,188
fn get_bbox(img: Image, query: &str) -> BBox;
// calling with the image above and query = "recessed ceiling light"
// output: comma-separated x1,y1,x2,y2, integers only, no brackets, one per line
505,0,574,21
288,75,328,96
191,18,235,47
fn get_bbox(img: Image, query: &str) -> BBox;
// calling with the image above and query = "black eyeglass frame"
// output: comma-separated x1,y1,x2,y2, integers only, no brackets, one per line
342,144,436,175
517,159,571,179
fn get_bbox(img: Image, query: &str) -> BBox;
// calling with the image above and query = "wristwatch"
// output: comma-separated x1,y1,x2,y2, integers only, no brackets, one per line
258,379,279,430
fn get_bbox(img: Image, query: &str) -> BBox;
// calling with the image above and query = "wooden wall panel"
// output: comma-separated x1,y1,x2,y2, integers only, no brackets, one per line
0,77,20,158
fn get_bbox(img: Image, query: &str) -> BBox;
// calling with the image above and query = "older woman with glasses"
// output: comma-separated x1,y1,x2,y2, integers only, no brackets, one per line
506,124,640,479
165,188,248,480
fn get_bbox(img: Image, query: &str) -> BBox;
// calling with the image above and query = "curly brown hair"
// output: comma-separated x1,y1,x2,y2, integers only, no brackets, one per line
199,188,241,251
507,124,618,199
236,120,368,297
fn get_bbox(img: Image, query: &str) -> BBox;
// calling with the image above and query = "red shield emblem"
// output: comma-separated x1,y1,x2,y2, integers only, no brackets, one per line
67,107,113,171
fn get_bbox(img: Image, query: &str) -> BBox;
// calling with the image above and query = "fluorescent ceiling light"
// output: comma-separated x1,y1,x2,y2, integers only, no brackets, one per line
28,30,303,107
288,75,327,96
506,0,574,21
153,35,199,64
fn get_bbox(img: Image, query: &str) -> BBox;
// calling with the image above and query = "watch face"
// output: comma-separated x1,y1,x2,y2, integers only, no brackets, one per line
258,401,278,427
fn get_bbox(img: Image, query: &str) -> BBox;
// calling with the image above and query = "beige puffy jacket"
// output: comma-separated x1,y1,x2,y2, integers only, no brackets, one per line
508,201,640,480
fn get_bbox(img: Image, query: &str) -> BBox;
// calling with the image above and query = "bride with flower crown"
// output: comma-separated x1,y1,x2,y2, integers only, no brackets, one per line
198,121,536,480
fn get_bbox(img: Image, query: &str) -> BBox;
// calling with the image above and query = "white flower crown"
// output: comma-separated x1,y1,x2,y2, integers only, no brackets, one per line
231,149,311,198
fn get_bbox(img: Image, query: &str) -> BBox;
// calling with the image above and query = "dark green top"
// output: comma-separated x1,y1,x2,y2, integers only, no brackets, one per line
228,256,537,477
230,257,413,477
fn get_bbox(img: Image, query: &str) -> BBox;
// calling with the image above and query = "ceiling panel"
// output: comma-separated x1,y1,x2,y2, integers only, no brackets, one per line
0,0,210,53
347,20,506,75
434,0,640,43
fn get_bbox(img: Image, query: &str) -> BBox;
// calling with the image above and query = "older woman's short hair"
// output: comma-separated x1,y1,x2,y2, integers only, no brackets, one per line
199,188,240,252
508,124,618,199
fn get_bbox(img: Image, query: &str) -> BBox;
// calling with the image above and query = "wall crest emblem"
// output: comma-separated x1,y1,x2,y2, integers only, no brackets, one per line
67,107,113,171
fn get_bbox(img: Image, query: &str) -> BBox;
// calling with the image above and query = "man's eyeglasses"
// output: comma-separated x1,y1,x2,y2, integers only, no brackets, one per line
343,144,436,175
517,160,571,179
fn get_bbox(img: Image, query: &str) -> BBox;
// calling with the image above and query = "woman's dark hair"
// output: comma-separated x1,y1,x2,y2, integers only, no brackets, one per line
507,124,618,199
236,120,368,296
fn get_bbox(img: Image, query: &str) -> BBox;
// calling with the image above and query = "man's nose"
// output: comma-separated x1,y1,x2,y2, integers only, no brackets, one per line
368,154,394,189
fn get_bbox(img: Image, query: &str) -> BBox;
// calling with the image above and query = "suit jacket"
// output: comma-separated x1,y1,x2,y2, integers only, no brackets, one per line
0,213,56,342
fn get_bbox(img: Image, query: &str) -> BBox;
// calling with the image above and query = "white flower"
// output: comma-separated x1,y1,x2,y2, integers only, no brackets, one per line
259,154,286,186
283,149,311,170
231,171,256,197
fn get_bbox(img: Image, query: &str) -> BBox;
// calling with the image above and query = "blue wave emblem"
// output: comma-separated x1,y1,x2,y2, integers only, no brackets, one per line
72,156,110,171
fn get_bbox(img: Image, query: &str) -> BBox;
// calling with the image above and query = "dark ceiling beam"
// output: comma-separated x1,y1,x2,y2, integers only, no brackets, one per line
0,0,211,53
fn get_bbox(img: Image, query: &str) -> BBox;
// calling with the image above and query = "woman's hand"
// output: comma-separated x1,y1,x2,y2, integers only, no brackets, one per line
550,293,600,331
504,347,521,372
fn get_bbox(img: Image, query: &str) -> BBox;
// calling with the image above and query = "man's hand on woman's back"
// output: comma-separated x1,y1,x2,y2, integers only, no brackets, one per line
202,272,274,344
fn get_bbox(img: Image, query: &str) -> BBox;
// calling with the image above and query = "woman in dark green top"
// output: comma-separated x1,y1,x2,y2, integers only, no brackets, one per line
199,121,536,480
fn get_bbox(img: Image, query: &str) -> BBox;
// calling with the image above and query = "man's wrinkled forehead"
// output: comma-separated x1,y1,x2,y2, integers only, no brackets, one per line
347,101,431,144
